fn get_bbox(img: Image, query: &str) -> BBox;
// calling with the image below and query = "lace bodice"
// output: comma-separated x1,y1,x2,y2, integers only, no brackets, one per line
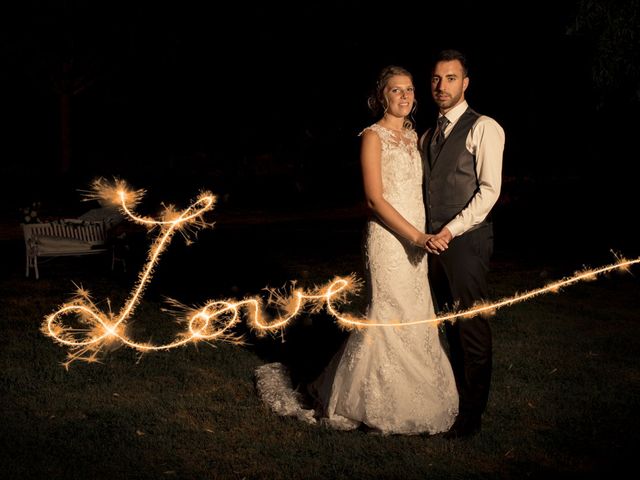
360,124,424,227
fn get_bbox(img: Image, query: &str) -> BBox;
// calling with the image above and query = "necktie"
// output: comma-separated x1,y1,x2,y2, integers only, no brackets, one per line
429,116,450,165
433,116,450,147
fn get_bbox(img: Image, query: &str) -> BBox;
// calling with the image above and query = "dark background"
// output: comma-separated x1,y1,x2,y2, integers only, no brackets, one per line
1,5,638,477
1,0,639,265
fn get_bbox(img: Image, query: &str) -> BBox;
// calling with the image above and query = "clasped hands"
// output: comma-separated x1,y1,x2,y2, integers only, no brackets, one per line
416,228,452,255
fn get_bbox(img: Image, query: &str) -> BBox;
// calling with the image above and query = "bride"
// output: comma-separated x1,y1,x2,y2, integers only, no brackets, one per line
256,65,458,435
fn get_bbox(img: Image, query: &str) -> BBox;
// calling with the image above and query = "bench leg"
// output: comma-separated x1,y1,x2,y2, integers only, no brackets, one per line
25,253,39,279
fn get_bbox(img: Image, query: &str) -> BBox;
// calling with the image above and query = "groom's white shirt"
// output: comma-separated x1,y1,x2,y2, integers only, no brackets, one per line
438,100,505,238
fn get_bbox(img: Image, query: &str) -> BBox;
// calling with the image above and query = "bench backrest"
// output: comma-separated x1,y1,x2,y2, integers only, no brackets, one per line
23,221,107,246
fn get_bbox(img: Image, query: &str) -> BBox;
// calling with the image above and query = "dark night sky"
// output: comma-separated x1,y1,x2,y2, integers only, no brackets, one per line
1,0,639,258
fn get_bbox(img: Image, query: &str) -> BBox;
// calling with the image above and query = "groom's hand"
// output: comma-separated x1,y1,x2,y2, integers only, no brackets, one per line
425,228,452,255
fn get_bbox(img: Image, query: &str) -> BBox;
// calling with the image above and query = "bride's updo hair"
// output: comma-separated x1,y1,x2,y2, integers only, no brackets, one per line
367,65,417,130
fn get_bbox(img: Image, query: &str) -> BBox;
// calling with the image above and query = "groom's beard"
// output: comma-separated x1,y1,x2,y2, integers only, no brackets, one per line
433,91,462,110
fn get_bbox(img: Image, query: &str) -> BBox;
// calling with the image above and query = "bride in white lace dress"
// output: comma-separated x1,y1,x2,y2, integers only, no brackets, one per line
256,66,458,435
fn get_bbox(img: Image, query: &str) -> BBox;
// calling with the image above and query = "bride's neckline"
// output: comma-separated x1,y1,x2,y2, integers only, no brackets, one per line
375,123,406,133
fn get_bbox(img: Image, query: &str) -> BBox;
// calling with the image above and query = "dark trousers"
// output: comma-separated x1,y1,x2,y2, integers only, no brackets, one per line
428,223,493,419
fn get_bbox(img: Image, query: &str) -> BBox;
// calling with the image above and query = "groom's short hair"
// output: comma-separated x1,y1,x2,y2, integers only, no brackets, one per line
435,49,468,77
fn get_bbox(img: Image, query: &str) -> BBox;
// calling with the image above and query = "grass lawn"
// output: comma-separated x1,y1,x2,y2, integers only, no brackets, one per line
1,216,639,479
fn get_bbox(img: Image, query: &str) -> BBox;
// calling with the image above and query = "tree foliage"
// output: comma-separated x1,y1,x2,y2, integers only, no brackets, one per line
567,0,640,107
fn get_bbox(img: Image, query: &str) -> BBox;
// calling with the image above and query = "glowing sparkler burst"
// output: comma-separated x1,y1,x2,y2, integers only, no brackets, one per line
43,179,640,366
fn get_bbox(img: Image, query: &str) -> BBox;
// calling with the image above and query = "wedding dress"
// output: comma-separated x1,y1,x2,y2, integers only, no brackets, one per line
255,124,458,435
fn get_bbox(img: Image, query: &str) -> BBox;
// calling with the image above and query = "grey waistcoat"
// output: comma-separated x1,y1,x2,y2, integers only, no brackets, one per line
423,107,482,234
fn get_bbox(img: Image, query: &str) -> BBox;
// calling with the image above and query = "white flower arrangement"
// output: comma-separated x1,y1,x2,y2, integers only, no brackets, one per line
20,201,41,224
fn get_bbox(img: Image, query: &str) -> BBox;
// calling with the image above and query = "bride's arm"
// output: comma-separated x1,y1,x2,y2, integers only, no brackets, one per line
361,129,429,247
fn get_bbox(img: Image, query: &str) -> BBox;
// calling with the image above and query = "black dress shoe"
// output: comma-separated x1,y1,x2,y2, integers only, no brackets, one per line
443,415,481,439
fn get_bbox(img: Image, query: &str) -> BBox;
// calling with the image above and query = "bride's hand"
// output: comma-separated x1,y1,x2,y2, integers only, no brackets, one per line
414,232,432,249
425,232,449,255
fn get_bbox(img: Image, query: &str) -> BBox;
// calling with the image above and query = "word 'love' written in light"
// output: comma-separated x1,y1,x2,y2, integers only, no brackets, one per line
43,179,640,367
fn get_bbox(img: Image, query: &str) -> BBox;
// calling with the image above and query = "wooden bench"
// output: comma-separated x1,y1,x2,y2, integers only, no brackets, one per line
22,219,112,279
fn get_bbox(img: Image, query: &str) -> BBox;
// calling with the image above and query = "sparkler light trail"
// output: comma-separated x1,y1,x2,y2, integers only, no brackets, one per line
42,179,640,366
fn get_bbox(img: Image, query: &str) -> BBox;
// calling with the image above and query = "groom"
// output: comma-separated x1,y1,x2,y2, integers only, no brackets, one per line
420,49,505,438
